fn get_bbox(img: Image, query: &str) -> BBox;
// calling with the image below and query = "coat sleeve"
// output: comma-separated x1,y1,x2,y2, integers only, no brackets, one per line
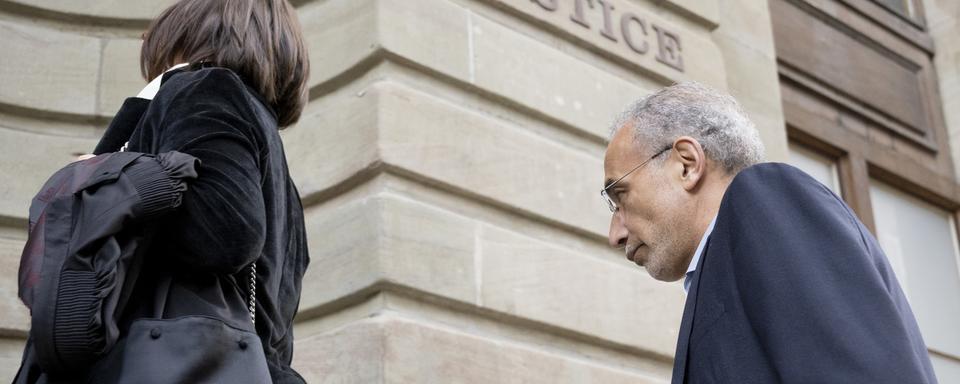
722,164,935,383
152,69,267,275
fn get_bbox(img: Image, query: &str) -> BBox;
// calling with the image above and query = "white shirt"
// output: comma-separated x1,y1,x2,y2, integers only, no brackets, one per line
135,63,189,100
684,215,717,294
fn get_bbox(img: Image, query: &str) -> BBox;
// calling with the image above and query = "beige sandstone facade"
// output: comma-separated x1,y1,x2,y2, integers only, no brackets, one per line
0,0,958,382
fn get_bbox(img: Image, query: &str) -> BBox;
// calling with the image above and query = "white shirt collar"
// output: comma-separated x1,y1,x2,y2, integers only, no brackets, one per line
684,215,717,294
135,62,189,100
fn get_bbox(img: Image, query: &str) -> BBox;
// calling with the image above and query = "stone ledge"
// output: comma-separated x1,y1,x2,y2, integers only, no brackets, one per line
0,20,100,116
299,181,684,358
479,225,683,357
302,0,722,142
0,338,26,383
0,238,30,335
1,0,170,23
293,314,669,383
3,0,726,142
0,127,98,220
299,190,479,312
286,78,612,237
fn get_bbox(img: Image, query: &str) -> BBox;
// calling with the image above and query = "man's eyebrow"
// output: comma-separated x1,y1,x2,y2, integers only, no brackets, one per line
603,178,615,188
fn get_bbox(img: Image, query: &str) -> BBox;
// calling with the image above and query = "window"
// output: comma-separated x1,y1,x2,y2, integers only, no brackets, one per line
870,180,960,374
774,0,959,377
786,143,841,196
931,354,960,383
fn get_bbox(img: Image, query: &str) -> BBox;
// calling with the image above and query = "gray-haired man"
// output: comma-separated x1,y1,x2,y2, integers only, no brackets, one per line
603,82,936,383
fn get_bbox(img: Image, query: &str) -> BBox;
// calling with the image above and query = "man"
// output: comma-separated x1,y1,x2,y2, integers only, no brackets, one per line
603,82,937,383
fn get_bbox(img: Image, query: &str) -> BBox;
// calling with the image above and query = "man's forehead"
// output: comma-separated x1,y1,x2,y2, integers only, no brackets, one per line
604,126,645,184
605,126,646,167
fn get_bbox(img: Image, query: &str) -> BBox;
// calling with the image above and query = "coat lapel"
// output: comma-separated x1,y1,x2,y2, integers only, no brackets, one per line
93,67,189,155
671,241,711,384
93,98,150,155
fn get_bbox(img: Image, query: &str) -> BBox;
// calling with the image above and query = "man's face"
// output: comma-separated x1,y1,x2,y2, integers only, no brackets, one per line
603,126,697,282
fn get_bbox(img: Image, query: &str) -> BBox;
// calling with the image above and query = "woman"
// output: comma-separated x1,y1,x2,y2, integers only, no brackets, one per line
15,0,310,382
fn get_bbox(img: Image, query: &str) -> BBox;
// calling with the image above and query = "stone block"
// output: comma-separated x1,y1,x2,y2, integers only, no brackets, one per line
5,0,171,21
380,315,664,383
925,0,960,182
713,0,777,58
0,338,26,383
298,0,379,88
470,14,658,140
295,314,668,383
98,38,146,117
713,24,788,162
377,195,477,303
298,193,382,313
299,0,470,90
374,81,610,236
299,192,478,312
479,225,684,357
292,318,385,383
378,0,471,81
660,0,720,27
0,20,100,115
376,291,675,380
281,85,380,198
0,127,98,220
485,0,727,87
0,238,30,334
298,0,724,142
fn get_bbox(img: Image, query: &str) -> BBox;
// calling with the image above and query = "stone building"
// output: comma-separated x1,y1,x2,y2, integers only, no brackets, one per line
1,0,958,382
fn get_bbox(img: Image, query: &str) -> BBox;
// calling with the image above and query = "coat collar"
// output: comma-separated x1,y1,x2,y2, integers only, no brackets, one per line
93,64,199,154
136,63,189,100
93,98,151,155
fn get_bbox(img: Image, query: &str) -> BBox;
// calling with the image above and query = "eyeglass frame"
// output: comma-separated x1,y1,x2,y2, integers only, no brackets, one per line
601,146,672,213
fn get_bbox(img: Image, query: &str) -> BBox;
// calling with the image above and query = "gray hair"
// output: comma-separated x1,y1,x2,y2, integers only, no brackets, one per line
611,81,765,174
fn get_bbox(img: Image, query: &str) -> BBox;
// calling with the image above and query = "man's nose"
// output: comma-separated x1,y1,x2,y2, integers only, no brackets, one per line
608,213,628,248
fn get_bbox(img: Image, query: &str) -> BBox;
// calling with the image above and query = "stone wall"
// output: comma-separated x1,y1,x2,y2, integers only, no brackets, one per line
0,0,786,381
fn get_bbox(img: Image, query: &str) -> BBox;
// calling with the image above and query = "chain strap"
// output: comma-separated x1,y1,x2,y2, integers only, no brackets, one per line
247,262,257,326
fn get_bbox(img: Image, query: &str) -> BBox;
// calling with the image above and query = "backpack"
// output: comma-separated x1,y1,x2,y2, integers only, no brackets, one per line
17,150,199,374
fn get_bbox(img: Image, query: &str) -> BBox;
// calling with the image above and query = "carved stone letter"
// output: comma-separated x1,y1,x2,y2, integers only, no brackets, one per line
653,24,683,71
597,0,617,42
531,0,558,11
570,0,593,28
620,12,649,54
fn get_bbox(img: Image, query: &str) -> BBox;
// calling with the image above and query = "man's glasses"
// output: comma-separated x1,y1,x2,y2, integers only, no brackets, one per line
601,146,671,213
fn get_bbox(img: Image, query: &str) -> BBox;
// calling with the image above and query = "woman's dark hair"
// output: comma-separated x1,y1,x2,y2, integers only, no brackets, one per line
141,0,309,128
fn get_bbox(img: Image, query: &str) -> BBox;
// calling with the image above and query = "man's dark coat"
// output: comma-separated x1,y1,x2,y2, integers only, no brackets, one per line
672,163,937,383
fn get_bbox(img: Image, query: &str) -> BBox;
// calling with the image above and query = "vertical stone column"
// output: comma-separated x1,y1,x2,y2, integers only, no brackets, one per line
926,0,960,182
712,0,789,162
286,0,787,382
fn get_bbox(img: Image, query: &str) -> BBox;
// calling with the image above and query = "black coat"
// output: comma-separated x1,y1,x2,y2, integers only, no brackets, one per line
17,67,309,384
673,163,937,383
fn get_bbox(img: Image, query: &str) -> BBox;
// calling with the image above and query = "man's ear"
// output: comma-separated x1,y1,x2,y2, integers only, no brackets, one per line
671,136,706,192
